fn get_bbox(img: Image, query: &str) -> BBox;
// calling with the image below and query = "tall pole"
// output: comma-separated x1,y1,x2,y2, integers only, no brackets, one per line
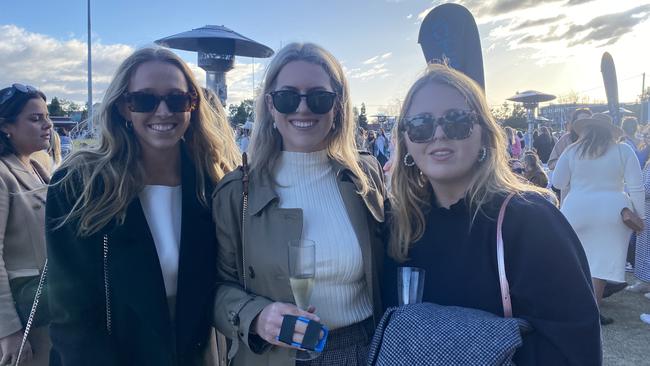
87,0,93,134
643,72,647,124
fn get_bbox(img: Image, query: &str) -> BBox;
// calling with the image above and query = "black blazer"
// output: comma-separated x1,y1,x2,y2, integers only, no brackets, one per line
46,152,217,366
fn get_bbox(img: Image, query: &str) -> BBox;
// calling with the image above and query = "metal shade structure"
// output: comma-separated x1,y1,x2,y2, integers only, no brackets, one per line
507,90,557,151
156,25,273,57
507,90,556,106
603,107,635,116
155,25,273,105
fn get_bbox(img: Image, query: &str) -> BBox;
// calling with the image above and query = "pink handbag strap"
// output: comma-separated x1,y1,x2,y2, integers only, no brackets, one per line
497,193,515,318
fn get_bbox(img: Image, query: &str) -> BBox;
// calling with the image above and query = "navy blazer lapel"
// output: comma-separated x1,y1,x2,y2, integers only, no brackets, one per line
174,148,217,356
108,198,175,350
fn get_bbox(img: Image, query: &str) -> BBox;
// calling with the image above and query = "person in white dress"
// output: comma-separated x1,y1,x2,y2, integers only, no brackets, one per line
553,113,644,324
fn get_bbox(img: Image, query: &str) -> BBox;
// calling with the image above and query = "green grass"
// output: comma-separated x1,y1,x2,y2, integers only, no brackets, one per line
73,138,99,149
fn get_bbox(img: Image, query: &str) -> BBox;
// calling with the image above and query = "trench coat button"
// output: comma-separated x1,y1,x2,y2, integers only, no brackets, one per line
32,203,42,210
248,266,255,279
228,311,240,326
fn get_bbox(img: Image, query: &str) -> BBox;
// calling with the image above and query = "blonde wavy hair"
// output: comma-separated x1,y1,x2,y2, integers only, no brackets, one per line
55,47,240,236
49,131,61,166
249,42,371,195
390,64,552,262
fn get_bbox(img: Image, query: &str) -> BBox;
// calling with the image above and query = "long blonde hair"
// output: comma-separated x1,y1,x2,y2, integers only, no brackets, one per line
390,64,552,262
249,42,371,194
55,47,240,236
49,131,61,166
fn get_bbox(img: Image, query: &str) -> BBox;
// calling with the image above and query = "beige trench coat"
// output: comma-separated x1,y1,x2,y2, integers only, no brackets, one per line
0,154,50,365
212,154,386,366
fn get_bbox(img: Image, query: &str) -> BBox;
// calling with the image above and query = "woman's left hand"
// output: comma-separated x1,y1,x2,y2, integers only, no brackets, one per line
0,330,31,366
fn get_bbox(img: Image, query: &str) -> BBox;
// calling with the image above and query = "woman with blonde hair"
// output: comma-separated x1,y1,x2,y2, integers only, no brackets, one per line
45,47,240,365
383,64,600,365
212,42,386,365
553,113,644,325
504,126,521,159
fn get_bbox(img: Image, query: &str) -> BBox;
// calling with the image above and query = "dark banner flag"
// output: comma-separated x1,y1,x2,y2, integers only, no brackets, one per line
601,52,621,126
418,3,485,90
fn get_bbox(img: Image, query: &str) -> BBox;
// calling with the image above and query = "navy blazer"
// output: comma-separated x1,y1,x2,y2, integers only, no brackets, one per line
46,152,217,366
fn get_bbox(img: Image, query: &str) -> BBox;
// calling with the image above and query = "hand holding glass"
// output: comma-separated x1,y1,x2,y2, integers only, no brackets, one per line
288,239,320,360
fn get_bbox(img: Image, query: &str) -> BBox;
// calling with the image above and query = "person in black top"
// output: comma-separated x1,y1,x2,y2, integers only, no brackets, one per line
45,48,240,365
533,126,555,164
384,63,601,365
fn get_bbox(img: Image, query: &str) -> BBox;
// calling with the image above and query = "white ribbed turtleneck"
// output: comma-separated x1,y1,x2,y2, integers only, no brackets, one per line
275,150,373,329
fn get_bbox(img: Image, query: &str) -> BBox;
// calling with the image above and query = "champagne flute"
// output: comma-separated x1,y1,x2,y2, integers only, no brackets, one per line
288,239,319,360
397,267,425,305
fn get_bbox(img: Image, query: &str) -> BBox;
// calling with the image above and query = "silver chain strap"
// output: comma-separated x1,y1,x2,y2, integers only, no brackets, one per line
103,234,112,335
241,193,248,291
15,259,48,366
241,152,249,291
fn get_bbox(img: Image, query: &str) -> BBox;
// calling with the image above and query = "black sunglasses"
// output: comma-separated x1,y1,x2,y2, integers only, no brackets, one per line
0,84,39,105
400,110,479,143
122,91,197,113
269,90,337,115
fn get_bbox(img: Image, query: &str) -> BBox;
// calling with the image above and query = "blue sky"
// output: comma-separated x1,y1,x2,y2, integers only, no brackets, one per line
1,0,649,116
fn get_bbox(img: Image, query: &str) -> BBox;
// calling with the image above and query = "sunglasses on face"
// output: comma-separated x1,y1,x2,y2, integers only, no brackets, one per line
400,110,479,143
0,83,39,105
269,90,337,115
122,91,197,113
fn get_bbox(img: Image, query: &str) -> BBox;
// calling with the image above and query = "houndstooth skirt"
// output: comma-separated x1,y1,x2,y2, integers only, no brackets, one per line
296,317,374,366
635,198,650,282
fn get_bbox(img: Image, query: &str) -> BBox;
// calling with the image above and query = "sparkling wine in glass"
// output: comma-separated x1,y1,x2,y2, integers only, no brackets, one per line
288,239,320,360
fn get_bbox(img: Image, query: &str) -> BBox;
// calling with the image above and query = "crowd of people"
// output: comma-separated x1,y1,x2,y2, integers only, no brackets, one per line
502,110,650,327
0,42,647,366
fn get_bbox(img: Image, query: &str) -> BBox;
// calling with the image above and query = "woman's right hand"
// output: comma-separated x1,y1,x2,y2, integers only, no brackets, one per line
0,330,32,366
252,302,320,348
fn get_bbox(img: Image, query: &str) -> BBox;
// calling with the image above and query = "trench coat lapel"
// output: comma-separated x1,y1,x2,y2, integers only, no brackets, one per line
0,155,49,201
0,155,49,210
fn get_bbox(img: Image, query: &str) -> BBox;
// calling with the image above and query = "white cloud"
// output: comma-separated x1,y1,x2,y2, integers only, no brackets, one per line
0,24,133,104
348,63,391,81
412,0,650,67
363,52,392,65
363,55,380,65
352,52,393,81
220,60,263,106
406,14,413,19
0,24,261,107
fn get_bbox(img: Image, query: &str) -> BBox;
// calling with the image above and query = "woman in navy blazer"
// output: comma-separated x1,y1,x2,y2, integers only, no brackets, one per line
45,47,240,366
